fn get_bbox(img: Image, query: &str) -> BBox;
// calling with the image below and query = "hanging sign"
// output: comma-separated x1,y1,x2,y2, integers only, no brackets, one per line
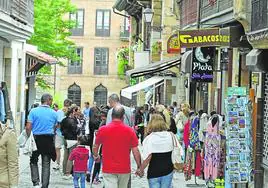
178,28,230,48
167,34,180,53
191,47,215,82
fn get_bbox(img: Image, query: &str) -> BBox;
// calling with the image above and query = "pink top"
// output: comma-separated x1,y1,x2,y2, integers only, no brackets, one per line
69,146,89,172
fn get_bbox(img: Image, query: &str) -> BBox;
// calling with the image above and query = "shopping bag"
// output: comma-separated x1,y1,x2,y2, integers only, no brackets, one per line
170,132,183,170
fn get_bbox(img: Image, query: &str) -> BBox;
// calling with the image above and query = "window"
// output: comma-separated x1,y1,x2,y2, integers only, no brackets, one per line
94,48,108,75
68,83,81,107
70,9,84,36
94,84,107,106
68,48,83,74
96,10,111,37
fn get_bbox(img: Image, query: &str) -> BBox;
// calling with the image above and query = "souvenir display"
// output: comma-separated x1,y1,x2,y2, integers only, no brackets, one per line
225,87,253,184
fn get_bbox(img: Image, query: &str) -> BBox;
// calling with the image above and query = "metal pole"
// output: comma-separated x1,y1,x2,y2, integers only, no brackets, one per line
163,77,166,105
255,94,264,188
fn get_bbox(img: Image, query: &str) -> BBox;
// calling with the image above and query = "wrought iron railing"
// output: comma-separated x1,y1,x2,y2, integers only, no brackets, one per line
200,0,233,20
251,0,268,31
0,0,34,26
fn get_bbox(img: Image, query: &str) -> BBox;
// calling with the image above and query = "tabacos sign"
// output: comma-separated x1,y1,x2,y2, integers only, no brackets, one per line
192,47,215,82
178,28,230,48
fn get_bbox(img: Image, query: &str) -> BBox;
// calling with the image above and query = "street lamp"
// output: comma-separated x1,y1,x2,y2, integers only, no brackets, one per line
143,6,154,51
143,7,154,23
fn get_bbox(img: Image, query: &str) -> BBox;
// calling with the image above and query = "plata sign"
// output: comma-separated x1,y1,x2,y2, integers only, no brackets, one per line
179,28,230,48
191,47,215,82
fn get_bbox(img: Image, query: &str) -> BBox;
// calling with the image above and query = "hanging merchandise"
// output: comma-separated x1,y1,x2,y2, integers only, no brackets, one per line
0,82,14,128
183,115,206,187
204,115,221,181
224,87,253,184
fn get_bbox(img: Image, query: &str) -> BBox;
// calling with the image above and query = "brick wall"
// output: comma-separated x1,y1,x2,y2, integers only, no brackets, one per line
180,0,198,28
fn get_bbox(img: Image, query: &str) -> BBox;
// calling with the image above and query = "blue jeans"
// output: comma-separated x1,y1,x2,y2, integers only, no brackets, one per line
73,172,86,188
148,172,173,188
88,155,94,173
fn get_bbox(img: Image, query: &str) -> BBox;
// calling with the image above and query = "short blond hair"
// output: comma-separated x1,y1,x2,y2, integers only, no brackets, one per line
146,114,167,135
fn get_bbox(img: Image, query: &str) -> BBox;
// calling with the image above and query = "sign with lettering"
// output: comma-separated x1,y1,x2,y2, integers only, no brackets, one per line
191,47,215,82
167,34,180,53
178,28,230,48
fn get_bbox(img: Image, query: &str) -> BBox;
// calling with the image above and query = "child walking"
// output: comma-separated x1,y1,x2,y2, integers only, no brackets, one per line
66,136,89,188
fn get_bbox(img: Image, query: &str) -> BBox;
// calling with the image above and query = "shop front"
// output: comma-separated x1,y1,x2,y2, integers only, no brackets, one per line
122,57,180,106
179,25,251,114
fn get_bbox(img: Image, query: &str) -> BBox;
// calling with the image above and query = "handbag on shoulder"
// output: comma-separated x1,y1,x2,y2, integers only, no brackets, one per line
170,132,184,171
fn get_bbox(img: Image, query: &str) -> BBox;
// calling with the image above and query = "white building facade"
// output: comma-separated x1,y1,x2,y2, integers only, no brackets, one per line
0,0,34,133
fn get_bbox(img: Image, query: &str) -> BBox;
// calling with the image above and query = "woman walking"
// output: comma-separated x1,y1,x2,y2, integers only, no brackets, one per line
135,106,145,143
139,114,174,188
61,105,79,179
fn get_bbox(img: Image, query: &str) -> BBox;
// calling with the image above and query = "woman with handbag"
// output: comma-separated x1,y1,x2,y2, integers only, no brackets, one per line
138,114,175,188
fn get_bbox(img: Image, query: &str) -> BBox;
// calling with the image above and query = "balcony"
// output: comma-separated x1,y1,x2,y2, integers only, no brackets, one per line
120,25,130,41
0,0,34,26
200,0,233,20
251,0,268,31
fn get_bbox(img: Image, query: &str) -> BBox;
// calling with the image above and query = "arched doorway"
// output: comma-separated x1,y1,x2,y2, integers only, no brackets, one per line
94,84,107,106
68,83,81,106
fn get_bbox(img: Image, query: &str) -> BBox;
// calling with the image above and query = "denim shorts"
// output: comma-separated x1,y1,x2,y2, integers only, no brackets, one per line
148,172,173,188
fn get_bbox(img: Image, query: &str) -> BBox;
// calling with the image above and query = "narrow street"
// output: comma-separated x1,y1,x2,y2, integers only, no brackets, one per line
18,147,205,188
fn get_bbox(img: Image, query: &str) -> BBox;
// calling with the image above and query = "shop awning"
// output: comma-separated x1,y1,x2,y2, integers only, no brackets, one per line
121,76,164,99
181,51,192,73
126,57,180,78
26,44,58,73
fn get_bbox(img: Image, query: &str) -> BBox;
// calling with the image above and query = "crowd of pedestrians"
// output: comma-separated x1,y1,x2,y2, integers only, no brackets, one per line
2,91,222,188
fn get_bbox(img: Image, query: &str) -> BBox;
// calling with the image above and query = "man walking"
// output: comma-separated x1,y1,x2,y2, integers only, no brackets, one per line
106,94,134,127
26,94,58,188
54,99,72,171
93,105,141,188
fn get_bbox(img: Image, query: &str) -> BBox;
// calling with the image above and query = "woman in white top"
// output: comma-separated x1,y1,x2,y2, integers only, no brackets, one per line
139,114,174,188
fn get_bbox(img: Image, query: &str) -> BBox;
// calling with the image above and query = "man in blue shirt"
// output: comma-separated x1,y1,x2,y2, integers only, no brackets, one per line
26,93,58,188
83,102,91,119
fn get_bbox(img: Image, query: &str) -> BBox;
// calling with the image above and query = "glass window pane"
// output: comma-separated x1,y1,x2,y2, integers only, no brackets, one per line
77,10,84,28
102,50,107,65
103,11,110,29
97,11,103,29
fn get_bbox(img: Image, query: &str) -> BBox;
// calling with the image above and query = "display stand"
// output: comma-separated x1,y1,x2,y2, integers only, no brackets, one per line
186,151,206,187
224,87,253,186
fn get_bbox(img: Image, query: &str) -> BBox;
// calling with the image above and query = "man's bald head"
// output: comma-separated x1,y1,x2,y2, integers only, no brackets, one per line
112,105,125,120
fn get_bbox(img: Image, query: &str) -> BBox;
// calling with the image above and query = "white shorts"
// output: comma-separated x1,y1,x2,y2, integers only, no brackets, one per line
55,135,64,149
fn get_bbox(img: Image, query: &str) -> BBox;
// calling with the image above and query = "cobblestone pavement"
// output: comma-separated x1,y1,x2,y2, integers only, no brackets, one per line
19,148,205,188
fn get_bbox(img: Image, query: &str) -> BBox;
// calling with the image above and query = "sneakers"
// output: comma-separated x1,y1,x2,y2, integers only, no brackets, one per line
93,179,101,185
62,174,72,180
53,163,60,170
86,173,91,182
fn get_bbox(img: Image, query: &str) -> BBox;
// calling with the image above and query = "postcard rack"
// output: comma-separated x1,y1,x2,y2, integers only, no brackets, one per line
224,87,253,187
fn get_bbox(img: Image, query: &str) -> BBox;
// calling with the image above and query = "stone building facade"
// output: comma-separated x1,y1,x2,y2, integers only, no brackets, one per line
54,0,129,107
